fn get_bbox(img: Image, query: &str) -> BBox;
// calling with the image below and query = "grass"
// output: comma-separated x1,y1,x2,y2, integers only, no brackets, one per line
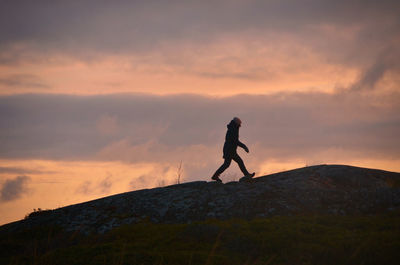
1,214,400,265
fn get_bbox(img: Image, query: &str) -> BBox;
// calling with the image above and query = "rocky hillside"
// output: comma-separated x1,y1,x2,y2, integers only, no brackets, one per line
1,164,400,235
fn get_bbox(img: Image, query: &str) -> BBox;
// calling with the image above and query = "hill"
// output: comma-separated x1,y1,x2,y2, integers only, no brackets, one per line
1,164,400,265
1,164,399,235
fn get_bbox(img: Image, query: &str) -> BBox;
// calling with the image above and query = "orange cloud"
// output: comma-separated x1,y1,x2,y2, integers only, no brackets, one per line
0,159,182,225
0,34,361,96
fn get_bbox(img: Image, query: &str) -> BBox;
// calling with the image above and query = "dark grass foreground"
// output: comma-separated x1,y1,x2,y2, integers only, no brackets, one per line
1,214,400,265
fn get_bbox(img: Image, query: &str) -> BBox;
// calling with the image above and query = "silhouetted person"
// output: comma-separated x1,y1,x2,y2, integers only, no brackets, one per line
212,117,255,182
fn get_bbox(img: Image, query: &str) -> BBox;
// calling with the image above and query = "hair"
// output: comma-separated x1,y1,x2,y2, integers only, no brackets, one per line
233,117,242,125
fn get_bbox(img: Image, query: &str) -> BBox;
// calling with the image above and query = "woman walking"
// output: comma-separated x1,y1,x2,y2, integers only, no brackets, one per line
211,117,255,183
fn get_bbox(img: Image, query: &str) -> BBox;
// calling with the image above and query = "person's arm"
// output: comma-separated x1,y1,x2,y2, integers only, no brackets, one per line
238,140,249,153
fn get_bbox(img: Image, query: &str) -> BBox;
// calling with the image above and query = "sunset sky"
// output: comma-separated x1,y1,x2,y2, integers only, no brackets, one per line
1,0,399,225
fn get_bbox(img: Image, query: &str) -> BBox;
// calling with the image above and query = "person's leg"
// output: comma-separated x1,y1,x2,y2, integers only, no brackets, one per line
212,157,232,180
232,154,250,176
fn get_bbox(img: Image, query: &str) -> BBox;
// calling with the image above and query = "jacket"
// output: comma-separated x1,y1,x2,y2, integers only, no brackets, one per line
223,120,247,158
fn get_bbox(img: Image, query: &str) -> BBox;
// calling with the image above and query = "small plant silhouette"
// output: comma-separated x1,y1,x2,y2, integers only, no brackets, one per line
176,160,183,184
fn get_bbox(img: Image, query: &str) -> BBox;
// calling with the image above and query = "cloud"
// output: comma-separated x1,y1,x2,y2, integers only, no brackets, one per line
0,175,30,202
197,68,274,81
0,166,53,175
2,1,398,46
76,173,113,195
1,1,399,67
0,74,49,89
0,1,398,97
99,174,112,194
76,180,92,195
348,45,400,91
128,164,180,189
96,114,120,136
0,92,399,179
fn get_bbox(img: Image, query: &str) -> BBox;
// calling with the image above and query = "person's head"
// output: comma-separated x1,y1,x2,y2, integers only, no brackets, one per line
233,117,242,127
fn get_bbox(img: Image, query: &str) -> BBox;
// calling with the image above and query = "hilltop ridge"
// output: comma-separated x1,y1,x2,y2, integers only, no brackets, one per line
1,164,400,235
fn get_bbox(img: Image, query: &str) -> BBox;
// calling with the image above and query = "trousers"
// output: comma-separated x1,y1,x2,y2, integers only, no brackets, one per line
213,153,250,177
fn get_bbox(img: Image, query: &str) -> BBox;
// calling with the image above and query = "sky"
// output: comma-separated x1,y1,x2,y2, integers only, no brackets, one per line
0,0,400,225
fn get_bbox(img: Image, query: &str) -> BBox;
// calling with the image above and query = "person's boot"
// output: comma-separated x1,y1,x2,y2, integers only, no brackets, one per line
246,172,255,178
239,172,255,182
211,174,222,183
